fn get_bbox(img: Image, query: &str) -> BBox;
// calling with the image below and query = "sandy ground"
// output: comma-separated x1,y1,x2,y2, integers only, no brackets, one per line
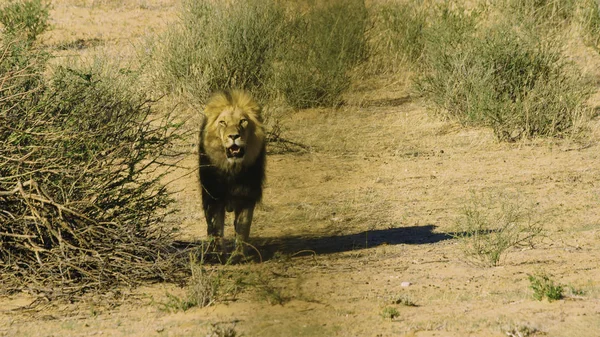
1,1,600,336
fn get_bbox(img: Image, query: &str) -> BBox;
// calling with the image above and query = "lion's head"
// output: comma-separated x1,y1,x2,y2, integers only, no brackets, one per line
201,90,265,173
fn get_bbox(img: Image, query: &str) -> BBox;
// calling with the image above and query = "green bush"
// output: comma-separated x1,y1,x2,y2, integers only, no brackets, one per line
155,0,368,109
367,0,428,72
155,0,285,101
381,306,400,320
498,0,578,26
0,0,50,42
416,4,592,141
580,0,600,49
421,2,478,62
416,2,479,102
529,273,564,301
276,0,368,109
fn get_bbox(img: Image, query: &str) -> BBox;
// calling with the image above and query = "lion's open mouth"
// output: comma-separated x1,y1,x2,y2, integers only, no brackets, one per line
226,145,245,159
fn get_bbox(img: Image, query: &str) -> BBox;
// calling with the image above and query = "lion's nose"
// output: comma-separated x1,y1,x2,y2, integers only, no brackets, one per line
228,134,240,140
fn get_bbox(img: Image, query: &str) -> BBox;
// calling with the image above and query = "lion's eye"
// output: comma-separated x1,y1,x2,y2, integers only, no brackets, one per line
239,119,248,127
218,120,227,127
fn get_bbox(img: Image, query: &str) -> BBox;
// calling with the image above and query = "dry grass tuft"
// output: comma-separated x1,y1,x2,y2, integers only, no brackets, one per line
451,192,544,267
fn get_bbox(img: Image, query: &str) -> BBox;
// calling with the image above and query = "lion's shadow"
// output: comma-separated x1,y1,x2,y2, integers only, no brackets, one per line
176,225,452,263
255,225,450,260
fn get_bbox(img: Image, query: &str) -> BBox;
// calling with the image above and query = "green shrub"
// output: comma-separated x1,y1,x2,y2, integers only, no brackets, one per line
0,0,50,42
367,0,428,72
155,0,285,101
416,2,479,102
529,273,564,301
0,38,46,104
417,4,593,141
276,0,368,108
393,295,418,307
580,0,600,49
421,2,478,61
498,0,578,26
155,0,369,109
381,306,400,320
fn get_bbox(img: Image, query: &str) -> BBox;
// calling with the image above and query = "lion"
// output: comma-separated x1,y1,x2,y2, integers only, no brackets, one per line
198,89,266,255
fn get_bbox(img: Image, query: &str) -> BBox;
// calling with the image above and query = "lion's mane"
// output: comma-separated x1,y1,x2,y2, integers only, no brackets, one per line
198,90,266,222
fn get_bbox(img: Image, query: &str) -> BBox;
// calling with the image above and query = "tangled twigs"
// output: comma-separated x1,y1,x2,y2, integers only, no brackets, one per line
0,41,186,301
1,180,86,222
0,179,34,196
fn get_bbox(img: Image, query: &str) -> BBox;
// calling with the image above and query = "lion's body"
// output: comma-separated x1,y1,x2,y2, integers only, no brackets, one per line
198,90,266,252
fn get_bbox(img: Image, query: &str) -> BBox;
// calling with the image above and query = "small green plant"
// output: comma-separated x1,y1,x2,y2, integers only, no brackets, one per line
160,292,200,313
159,251,248,312
528,273,563,302
381,307,400,320
503,323,541,337
0,0,50,42
207,323,238,337
160,263,223,312
567,285,586,296
256,279,287,305
451,192,543,267
184,261,223,309
227,267,289,305
393,295,418,307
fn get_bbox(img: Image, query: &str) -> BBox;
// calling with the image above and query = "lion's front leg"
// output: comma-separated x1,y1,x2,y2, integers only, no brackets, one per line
233,202,255,256
205,202,225,238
